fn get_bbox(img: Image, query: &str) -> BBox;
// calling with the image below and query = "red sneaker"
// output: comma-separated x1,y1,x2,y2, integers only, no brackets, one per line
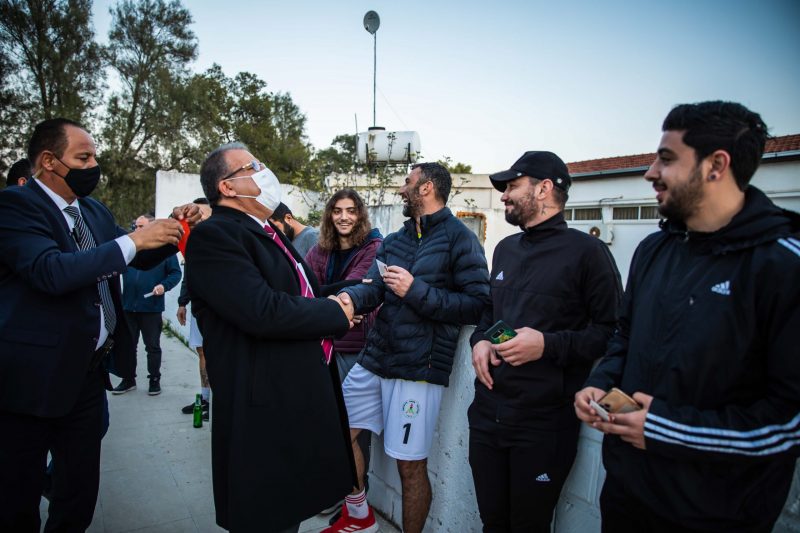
322,503,379,533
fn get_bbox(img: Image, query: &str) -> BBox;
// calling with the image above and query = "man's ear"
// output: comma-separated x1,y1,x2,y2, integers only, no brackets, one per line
284,213,294,223
39,151,57,173
218,178,236,198
539,179,554,198
708,150,731,181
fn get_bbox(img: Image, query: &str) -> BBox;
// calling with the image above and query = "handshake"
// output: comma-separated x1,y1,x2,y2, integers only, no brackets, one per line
328,293,361,329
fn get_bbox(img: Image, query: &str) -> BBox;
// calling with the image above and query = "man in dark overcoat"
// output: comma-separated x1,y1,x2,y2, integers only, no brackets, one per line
185,142,357,533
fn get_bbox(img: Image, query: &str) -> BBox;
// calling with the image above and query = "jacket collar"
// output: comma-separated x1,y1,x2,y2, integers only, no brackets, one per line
522,211,568,241
659,186,799,254
403,206,452,236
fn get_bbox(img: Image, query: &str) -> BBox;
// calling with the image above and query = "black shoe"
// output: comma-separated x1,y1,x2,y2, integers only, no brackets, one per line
148,378,161,396
202,409,209,421
181,398,209,414
112,379,136,395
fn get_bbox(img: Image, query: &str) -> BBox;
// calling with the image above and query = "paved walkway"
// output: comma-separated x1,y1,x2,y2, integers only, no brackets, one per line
39,331,397,533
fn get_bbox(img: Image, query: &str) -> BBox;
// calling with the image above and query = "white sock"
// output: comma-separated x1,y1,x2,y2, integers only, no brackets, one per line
201,388,210,401
345,489,368,519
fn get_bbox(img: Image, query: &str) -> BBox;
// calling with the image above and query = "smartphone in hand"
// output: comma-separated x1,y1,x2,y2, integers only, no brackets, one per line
590,388,641,421
486,319,517,344
376,260,388,277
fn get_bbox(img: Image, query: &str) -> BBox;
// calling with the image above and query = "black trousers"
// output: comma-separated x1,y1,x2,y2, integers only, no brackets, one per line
600,472,779,533
124,311,163,379
469,419,580,533
0,368,105,532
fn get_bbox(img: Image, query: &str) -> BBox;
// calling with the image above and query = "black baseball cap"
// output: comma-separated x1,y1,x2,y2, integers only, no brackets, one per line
489,151,571,192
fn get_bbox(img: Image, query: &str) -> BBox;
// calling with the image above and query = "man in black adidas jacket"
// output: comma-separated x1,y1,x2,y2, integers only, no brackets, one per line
469,151,622,532
576,101,800,533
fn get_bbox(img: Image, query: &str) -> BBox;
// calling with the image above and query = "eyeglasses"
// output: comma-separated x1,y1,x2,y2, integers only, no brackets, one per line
222,160,264,181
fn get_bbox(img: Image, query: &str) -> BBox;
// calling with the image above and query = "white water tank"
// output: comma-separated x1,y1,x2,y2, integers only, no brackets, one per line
356,127,421,164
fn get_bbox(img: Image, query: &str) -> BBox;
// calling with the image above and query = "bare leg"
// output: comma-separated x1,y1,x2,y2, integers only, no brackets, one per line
350,428,365,493
397,459,431,533
197,347,210,388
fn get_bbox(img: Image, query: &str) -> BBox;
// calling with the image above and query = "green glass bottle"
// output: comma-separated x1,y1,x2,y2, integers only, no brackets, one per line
193,393,203,428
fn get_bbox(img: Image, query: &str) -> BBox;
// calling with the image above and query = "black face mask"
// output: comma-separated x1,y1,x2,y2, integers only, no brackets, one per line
52,156,102,197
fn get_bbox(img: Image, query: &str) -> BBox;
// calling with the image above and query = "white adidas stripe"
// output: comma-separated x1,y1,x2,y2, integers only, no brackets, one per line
778,238,800,258
646,411,800,440
645,431,800,456
645,418,799,449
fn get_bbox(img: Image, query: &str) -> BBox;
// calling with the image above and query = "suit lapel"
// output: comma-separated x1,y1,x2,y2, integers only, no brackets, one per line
26,180,78,251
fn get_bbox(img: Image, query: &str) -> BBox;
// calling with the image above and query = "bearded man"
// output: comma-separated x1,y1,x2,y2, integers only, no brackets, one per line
469,151,622,532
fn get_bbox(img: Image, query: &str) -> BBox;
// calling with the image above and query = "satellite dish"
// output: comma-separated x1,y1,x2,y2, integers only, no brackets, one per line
363,11,380,34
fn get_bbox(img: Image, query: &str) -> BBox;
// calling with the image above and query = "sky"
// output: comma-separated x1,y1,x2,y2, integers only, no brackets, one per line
92,0,800,173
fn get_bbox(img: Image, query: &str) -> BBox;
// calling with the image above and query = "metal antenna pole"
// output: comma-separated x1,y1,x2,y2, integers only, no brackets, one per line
373,32,377,127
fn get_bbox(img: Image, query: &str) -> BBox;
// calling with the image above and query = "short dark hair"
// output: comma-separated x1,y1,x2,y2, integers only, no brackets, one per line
200,142,248,205
662,101,769,191
6,158,32,187
269,202,292,222
528,176,569,209
28,118,84,164
412,162,451,204
318,189,371,251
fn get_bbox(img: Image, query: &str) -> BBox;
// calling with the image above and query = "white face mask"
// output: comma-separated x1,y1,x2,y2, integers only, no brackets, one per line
229,167,282,212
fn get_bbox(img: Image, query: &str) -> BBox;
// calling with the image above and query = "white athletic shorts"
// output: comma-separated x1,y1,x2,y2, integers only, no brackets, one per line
342,363,443,461
188,313,203,350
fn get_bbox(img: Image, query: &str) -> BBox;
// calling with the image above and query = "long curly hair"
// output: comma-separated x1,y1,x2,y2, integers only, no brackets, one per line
318,188,372,252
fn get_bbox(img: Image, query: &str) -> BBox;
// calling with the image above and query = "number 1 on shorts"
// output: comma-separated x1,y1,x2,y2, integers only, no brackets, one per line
402,422,411,444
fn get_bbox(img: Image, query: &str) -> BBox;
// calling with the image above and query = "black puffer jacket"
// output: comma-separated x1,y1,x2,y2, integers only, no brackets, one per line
586,187,800,531
342,207,490,386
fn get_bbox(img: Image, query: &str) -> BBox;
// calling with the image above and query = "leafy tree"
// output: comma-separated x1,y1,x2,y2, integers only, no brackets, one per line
0,0,103,174
0,45,34,176
101,0,196,166
437,157,472,174
0,0,103,121
182,64,314,184
98,0,197,222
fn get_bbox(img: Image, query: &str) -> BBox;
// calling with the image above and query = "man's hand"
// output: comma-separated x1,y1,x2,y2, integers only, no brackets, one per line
472,340,502,390
129,219,184,250
329,294,354,325
151,284,165,296
494,327,545,366
352,314,364,325
383,266,414,298
592,392,653,450
172,203,202,227
574,386,607,424
176,306,187,326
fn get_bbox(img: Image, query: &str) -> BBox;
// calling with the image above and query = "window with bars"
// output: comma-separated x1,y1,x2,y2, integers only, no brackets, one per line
613,206,639,220
573,208,602,221
640,206,662,219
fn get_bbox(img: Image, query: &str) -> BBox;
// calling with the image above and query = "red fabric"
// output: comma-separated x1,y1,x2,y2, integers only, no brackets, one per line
177,219,190,255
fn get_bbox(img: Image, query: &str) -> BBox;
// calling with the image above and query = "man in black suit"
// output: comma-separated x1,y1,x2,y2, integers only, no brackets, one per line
185,142,357,533
0,118,199,531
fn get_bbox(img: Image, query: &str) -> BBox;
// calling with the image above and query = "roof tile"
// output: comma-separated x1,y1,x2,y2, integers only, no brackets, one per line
567,134,800,175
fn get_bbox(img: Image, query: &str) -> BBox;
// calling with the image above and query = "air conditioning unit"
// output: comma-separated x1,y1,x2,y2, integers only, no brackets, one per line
588,223,614,244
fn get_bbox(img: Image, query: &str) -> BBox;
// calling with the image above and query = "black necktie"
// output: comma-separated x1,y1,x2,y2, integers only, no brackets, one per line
64,205,117,334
